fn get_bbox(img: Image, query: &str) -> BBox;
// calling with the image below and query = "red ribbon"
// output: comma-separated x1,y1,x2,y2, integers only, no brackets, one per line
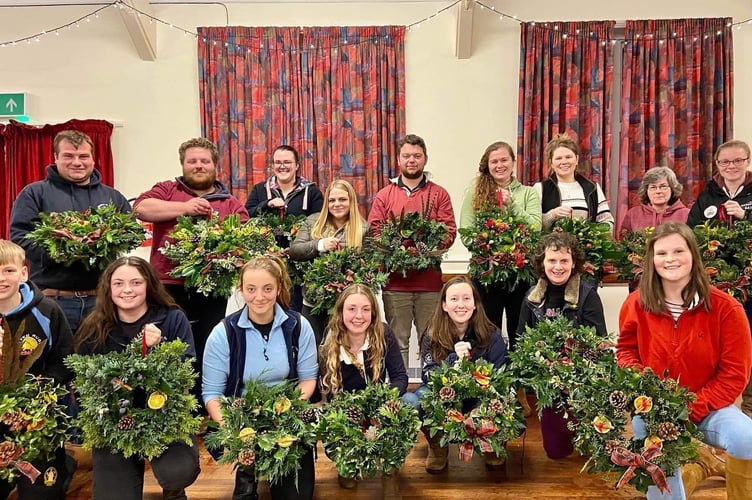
715,275,751,303
0,445,41,483
610,442,670,494
458,417,497,461
141,326,147,358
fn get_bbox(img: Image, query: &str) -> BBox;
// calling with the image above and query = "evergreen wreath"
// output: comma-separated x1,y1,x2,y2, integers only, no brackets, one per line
203,379,318,486
302,246,388,315
370,202,449,277
254,212,309,286
160,214,279,298
459,206,539,288
317,383,420,479
0,318,69,482
614,227,652,284
551,218,618,282
509,316,614,413
25,202,145,271
65,338,201,460
568,362,701,494
421,358,525,461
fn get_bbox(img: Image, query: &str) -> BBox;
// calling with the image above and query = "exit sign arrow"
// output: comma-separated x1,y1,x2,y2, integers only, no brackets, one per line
0,93,27,117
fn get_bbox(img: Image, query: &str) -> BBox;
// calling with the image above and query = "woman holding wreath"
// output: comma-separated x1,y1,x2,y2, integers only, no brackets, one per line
75,256,199,500
318,283,418,488
289,179,367,344
516,231,607,460
459,140,541,349
202,255,318,500
617,222,752,499
416,276,508,473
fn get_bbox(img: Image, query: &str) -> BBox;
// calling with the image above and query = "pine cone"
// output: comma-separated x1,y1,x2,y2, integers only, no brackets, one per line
344,407,363,425
299,407,318,424
364,425,379,442
0,441,22,463
488,399,505,414
231,398,246,409
1,410,30,433
703,250,715,260
238,448,256,466
657,422,680,441
580,348,599,364
608,391,628,410
745,266,752,277
381,400,402,416
604,440,621,454
117,415,136,431
415,242,429,253
438,387,456,401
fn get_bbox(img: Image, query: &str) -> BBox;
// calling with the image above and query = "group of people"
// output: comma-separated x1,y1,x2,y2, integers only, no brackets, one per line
0,128,750,500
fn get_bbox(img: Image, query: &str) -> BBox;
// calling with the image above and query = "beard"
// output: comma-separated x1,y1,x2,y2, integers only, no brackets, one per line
400,167,424,180
183,171,216,191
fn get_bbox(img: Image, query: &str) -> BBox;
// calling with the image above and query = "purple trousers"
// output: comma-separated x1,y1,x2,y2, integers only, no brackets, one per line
540,406,576,459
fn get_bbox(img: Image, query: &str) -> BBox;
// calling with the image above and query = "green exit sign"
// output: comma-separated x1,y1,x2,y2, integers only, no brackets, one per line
0,93,27,117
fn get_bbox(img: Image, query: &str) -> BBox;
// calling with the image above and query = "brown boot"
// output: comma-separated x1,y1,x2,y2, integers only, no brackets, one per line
727,455,752,500
483,451,506,470
680,442,727,496
517,388,533,418
423,429,448,474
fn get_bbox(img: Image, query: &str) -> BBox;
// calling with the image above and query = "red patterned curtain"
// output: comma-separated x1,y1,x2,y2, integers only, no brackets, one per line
197,26,406,213
617,18,733,228
517,21,615,190
0,119,115,238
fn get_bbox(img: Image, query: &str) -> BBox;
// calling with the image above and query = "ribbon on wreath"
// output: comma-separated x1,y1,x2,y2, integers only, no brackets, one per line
610,441,670,494
0,445,41,483
458,416,497,461
715,275,751,303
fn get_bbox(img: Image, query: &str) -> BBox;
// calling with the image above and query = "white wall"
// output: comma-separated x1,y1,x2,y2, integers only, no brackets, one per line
0,0,749,349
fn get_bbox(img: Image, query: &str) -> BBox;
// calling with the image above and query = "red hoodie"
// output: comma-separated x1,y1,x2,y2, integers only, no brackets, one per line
620,199,690,234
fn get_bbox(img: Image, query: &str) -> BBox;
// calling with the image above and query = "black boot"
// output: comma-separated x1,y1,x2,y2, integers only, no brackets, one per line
233,466,259,500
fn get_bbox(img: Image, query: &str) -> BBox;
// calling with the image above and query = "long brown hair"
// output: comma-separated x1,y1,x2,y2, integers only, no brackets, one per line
638,222,711,313
319,284,386,396
75,256,178,351
422,276,496,363
310,179,364,248
472,141,516,213
238,254,292,310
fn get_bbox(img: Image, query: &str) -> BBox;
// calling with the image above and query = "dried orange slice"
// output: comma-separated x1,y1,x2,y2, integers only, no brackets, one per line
147,391,167,410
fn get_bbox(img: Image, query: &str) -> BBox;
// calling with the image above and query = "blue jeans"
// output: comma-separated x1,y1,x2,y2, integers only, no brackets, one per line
54,295,96,333
400,391,421,411
634,405,752,499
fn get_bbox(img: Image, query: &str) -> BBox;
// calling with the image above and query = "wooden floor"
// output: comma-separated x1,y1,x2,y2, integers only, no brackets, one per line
65,402,728,500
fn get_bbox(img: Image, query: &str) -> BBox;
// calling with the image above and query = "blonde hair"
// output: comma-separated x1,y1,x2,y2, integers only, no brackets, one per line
311,179,364,248
0,240,26,267
238,254,292,309
319,284,386,396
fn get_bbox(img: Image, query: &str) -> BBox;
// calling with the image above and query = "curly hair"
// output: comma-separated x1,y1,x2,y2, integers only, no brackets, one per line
178,137,219,165
311,179,365,248
75,256,178,352
471,141,516,213
237,254,292,310
422,276,496,364
531,232,585,279
319,284,386,396
544,133,580,175
638,222,711,314
636,167,683,205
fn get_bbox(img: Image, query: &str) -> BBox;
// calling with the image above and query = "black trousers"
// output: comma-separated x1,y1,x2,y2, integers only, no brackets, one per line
301,304,329,346
92,439,200,500
474,280,528,350
235,446,315,500
0,445,71,500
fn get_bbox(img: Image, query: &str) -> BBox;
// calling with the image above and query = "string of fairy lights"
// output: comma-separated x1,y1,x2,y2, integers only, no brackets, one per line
0,0,750,51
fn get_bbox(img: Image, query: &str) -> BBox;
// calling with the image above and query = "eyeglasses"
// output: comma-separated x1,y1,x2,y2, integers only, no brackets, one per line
273,160,295,167
647,184,671,192
717,158,749,167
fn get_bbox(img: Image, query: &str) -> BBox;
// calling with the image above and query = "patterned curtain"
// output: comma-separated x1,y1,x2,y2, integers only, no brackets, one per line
517,21,615,190
197,26,406,214
617,18,733,228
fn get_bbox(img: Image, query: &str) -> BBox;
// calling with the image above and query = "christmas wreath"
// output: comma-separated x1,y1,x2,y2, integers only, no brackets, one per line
371,205,449,277
65,338,201,460
317,383,420,479
303,246,388,314
160,214,279,298
459,207,539,288
204,379,318,486
509,316,614,412
568,362,701,494
254,212,309,286
0,318,69,483
614,227,652,284
25,202,145,271
551,218,618,281
421,358,525,461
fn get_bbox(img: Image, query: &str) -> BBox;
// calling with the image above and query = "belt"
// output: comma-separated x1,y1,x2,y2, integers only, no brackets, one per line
42,288,97,298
